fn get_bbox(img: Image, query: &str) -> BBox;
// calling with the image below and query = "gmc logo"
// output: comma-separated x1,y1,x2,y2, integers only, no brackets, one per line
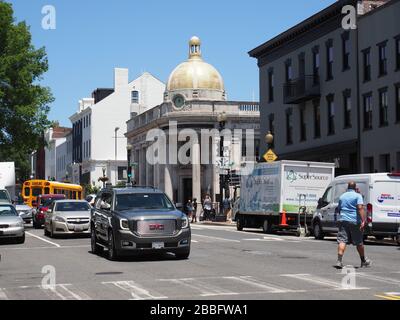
149,224,164,231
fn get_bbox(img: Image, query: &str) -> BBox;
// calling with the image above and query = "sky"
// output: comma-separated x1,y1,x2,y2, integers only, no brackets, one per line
9,0,336,127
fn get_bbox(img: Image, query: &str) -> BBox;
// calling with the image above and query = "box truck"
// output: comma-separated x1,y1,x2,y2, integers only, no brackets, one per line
236,160,335,234
0,162,16,201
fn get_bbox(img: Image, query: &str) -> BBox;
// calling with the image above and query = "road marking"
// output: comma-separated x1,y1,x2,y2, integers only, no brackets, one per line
160,278,239,297
25,232,61,248
102,281,167,300
357,273,400,285
282,274,369,290
191,240,199,243
0,245,89,251
192,234,240,243
223,276,298,293
0,289,8,300
375,293,400,300
39,284,89,300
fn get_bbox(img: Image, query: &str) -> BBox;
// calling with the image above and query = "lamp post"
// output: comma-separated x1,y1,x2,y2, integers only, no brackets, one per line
217,112,230,204
114,127,120,185
126,143,133,185
265,131,274,150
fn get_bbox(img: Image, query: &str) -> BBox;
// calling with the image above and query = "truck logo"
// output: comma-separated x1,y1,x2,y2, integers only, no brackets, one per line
286,170,297,183
149,224,164,231
378,194,394,203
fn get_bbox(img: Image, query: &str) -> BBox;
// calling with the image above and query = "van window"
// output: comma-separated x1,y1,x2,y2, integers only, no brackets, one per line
334,182,368,203
373,181,400,207
321,187,333,205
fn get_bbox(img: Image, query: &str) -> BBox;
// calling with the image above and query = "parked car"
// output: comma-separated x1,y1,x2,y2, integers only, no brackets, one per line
33,194,66,229
0,189,11,204
0,203,25,243
14,199,34,224
312,173,400,242
91,187,191,261
85,194,97,207
44,200,91,238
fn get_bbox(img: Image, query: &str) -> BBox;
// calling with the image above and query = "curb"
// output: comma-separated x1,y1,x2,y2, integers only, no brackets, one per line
198,221,236,227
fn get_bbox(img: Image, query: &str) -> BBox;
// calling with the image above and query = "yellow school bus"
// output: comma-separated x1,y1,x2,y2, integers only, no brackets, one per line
22,180,83,207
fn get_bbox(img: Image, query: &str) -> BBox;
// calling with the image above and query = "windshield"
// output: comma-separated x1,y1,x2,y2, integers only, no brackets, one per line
0,205,17,216
0,190,10,202
115,193,175,211
55,202,91,212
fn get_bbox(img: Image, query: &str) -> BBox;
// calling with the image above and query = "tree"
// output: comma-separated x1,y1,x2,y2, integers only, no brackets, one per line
0,1,53,180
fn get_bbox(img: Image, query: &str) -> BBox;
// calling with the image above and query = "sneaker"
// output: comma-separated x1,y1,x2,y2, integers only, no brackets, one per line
361,258,372,268
335,261,344,269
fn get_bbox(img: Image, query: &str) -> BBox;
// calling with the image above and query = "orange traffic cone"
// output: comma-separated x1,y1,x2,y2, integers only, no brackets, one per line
280,210,289,227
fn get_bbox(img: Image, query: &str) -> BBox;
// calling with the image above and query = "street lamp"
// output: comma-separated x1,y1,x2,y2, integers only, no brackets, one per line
114,127,120,185
217,111,230,203
265,131,274,148
126,143,133,185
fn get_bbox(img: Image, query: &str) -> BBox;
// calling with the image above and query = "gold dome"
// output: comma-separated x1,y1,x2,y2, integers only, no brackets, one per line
166,37,225,92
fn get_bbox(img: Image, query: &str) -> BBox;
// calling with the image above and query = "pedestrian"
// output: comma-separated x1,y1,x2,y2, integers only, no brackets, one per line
222,196,232,222
192,198,198,223
186,199,194,221
335,181,371,269
203,195,212,221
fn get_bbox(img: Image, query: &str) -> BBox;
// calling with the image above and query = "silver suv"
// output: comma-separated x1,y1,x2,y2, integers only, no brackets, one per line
90,187,191,260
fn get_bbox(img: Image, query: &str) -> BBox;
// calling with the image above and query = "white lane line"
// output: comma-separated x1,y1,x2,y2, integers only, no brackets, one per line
1,245,89,251
282,274,369,290
191,240,199,243
192,234,240,243
0,289,8,300
40,284,88,300
25,232,61,248
162,278,238,297
102,281,167,300
357,273,400,285
223,276,299,293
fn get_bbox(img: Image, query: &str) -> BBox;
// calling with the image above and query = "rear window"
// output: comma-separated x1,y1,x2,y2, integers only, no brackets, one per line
32,188,42,197
373,181,400,206
0,190,10,202
55,202,91,211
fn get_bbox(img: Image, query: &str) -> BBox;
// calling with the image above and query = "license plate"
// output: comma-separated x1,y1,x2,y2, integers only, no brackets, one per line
152,242,164,249
74,225,83,232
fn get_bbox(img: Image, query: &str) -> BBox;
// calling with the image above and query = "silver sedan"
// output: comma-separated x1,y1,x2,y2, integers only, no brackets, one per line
15,203,34,224
44,200,91,238
0,204,25,243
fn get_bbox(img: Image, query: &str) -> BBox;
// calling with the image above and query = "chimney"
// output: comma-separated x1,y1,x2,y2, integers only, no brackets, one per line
357,0,390,15
114,68,129,91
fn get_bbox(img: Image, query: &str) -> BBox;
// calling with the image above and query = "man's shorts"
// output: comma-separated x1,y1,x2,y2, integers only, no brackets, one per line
337,221,364,246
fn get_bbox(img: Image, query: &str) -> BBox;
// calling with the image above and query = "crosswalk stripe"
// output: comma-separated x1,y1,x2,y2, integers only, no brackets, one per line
0,289,8,300
223,276,296,293
161,278,238,297
40,284,89,300
102,281,167,300
192,234,240,243
357,273,400,285
281,274,368,290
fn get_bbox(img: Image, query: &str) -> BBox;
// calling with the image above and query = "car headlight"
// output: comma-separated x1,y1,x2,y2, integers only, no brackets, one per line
181,216,189,229
10,221,23,228
120,219,129,230
54,216,66,222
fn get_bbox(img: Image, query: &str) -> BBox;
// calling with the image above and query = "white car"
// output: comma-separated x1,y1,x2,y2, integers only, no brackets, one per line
14,201,33,224
0,203,25,243
44,200,91,237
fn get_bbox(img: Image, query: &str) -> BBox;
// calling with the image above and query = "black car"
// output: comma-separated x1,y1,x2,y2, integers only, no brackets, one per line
90,187,191,261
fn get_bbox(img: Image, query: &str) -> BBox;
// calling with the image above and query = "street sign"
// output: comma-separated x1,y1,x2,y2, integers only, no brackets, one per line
263,149,278,163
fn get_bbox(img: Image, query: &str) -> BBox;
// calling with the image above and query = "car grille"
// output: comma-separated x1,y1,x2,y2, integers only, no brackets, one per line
0,224,9,229
136,220,176,236
67,218,90,225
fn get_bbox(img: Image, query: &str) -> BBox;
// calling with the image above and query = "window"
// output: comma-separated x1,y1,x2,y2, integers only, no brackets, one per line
378,42,387,76
364,157,375,173
131,91,139,104
286,109,293,145
327,94,335,135
363,93,373,130
343,90,352,128
396,36,400,70
326,40,334,80
118,166,127,181
300,106,307,141
363,49,371,82
313,100,321,138
396,84,400,122
268,69,274,102
380,154,391,172
342,32,350,70
285,60,293,82
379,88,388,127
313,46,320,83
89,114,91,126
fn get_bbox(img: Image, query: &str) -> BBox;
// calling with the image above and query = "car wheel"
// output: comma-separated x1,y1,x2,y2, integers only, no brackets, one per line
262,219,272,234
236,215,243,231
375,235,384,241
91,226,103,255
107,230,118,261
396,236,400,246
49,223,55,238
16,234,25,244
313,221,325,240
44,224,50,236
176,249,190,260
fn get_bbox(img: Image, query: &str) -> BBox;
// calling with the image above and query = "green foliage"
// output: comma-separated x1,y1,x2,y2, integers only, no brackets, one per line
0,1,53,180
84,184,100,196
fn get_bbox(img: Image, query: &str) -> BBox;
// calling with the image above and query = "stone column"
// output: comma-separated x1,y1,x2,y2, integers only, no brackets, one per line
192,142,201,216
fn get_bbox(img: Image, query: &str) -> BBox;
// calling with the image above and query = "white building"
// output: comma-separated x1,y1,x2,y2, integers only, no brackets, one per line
55,131,73,182
69,68,165,187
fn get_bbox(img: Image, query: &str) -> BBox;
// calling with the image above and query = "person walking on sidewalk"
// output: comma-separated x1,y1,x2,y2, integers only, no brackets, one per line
186,200,194,221
203,195,212,221
335,181,372,269
192,198,198,223
222,196,232,223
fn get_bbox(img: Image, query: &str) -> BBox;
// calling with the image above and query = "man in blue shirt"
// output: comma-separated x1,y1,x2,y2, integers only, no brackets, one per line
336,182,371,269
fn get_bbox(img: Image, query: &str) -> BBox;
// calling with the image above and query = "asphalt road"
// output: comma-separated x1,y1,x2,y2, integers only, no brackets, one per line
0,223,399,300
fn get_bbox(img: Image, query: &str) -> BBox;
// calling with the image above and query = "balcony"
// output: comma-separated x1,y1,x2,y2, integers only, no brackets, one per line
283,75,320,104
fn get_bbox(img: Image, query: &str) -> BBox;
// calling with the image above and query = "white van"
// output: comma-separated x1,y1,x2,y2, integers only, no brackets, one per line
312,173,400,241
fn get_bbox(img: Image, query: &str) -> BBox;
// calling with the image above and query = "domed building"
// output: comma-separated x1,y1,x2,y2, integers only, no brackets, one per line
126,37,260,214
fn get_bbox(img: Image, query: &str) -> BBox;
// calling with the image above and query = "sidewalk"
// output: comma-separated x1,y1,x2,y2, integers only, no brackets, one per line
196,220,236,227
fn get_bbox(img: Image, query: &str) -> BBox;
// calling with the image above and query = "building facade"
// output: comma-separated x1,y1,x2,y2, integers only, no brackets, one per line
126,37,260,207
249,0,399,175
69,69,165,187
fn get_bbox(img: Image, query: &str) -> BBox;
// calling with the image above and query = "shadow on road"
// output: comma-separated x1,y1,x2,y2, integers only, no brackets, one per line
91,250,185,263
